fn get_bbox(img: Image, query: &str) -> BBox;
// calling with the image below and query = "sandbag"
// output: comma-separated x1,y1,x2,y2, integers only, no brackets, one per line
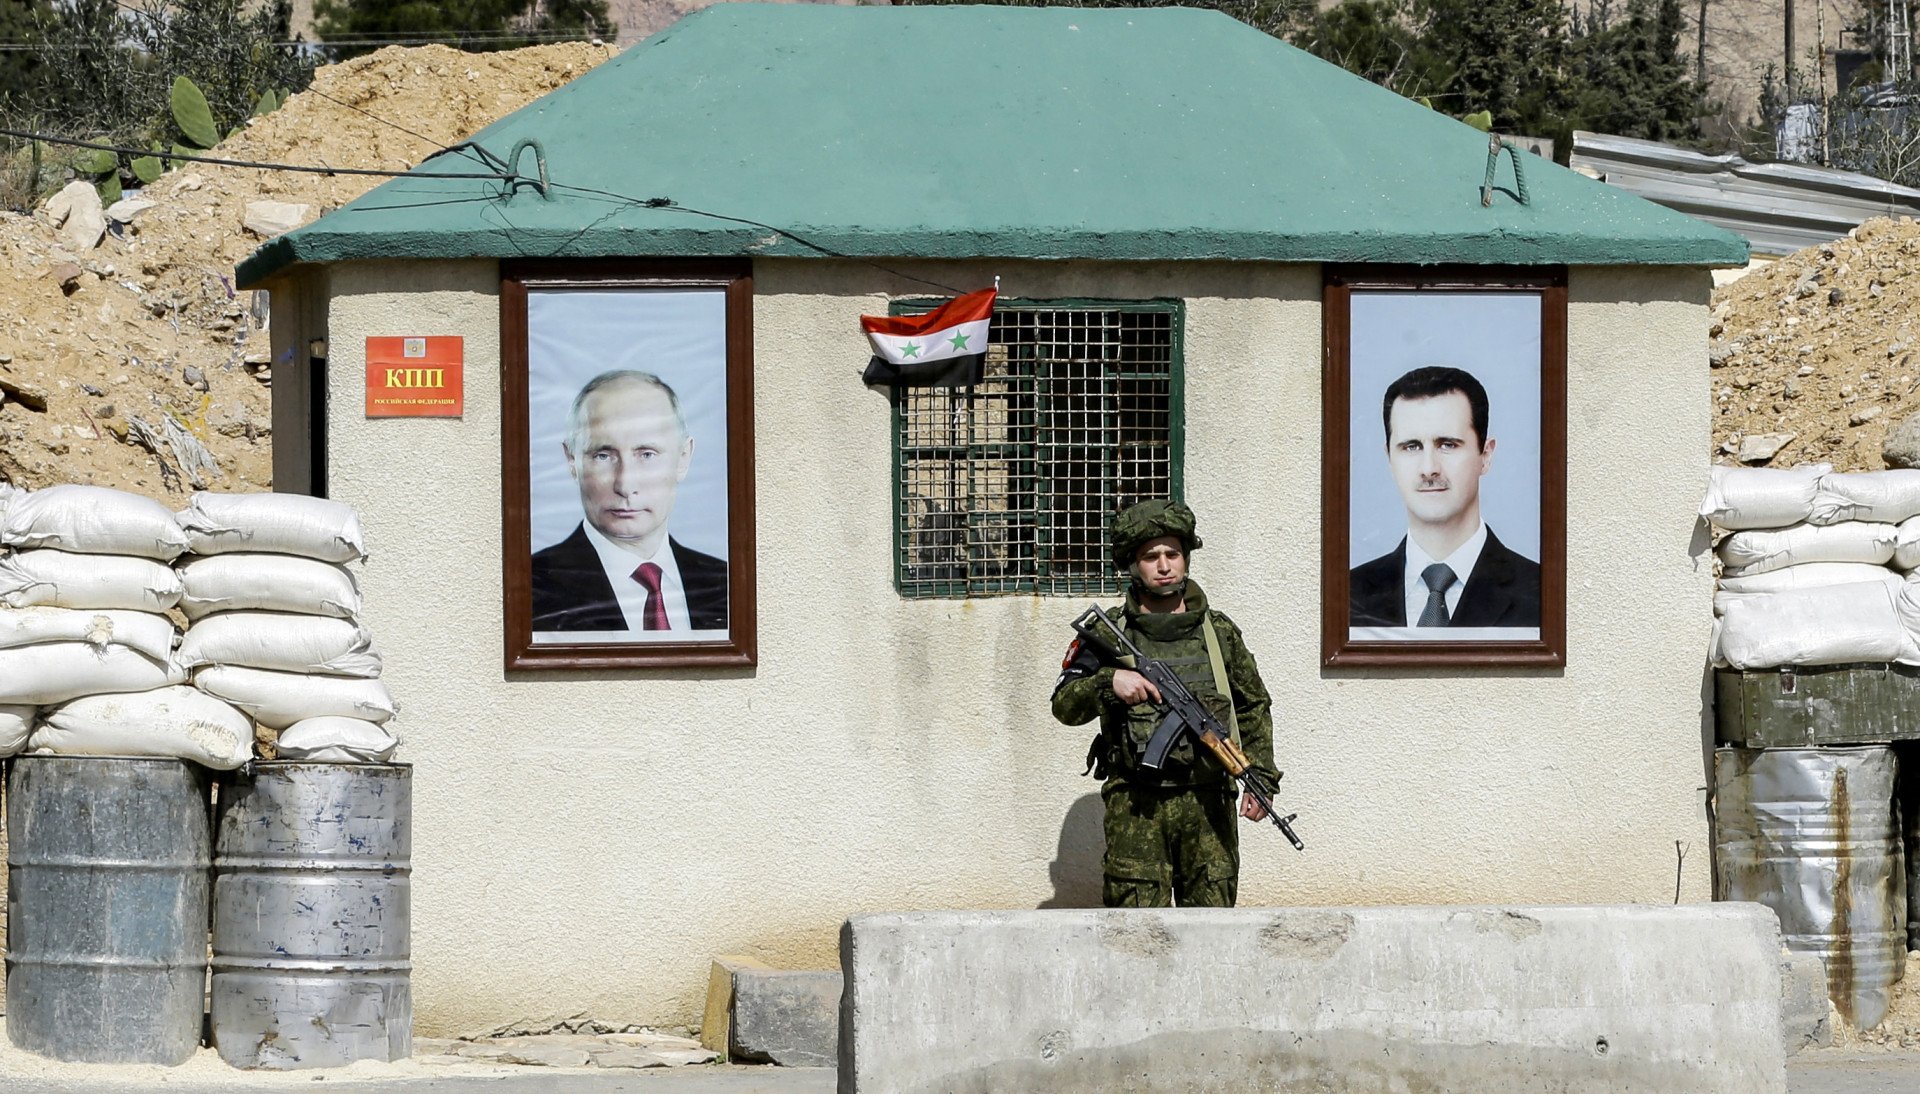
177,553,361,621
0,606,176,660
1810,470,1920,525
0,483,18,520
274,716,400,763
32,686,252,769
0,484,189,560
0,704,31,756
177,612,381,677
1718,521,1899,576
0,642,185,705
1718,581,1919,669
194,664,396,729
1893,516,1920,571
1700,464,1831,531
177,492,367,562
1716,561,1898,595
0,549,181,611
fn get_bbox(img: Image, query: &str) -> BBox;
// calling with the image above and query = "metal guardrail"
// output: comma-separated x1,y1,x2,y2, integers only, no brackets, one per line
1569,130,1920,257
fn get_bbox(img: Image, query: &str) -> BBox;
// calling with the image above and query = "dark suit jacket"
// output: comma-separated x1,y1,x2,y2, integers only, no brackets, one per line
531,523,729,633
1349,527,1541,628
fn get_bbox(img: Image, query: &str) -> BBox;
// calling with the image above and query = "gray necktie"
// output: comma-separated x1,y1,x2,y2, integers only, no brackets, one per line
1417,563,1456,627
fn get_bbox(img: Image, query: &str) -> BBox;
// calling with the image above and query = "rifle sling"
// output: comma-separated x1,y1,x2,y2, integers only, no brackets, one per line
1200,610,1241,750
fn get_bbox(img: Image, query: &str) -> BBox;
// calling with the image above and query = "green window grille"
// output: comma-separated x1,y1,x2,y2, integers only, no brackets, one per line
891,298,1185,598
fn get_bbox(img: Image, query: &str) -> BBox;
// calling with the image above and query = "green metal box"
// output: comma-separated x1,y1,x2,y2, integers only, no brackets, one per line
1715,664,1920,747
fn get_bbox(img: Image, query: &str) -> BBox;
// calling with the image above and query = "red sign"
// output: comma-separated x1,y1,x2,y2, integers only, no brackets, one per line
366,336,463,418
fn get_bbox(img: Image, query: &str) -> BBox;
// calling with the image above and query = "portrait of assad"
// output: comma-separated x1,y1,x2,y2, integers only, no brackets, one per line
1348,365,1541,630
531,369,729,637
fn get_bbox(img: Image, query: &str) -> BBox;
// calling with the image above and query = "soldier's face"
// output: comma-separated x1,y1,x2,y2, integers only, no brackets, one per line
564,381,693,548
1386,392,1493,530
1132,536,1187,594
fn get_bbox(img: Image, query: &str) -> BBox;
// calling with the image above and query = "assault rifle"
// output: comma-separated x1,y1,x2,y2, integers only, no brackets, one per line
1071,605,1305,851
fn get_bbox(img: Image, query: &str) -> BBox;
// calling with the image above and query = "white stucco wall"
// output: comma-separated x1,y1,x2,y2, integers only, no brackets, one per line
314,257,1716,1035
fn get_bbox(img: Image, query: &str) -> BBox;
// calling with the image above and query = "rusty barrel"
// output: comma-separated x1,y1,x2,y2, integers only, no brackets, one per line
6,755,211,1064
1714,745,1906,1030
210,762,411,1069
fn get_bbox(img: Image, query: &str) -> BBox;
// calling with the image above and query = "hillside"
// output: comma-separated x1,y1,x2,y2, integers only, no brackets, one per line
0,41,613,498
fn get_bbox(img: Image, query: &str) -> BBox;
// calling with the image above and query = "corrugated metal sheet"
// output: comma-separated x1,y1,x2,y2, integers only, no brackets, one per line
1570,130,1920,257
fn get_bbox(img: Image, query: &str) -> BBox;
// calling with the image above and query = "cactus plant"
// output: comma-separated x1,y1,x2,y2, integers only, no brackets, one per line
170,76,219,150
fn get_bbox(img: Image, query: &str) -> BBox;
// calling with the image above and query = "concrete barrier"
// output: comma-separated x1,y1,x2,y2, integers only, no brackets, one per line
838,904,1787,1094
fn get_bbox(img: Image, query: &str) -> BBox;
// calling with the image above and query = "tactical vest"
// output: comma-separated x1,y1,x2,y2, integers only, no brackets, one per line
1112,610,1238,781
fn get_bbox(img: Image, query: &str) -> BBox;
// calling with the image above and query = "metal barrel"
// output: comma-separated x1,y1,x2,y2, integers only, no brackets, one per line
210,762,411,1069
1714,745,1907,1030
5,755,212,1065
1904,744,1920,952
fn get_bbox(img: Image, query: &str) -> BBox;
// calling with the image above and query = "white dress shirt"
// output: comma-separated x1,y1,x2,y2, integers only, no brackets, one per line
581,521,692,632
1402,521,1488,626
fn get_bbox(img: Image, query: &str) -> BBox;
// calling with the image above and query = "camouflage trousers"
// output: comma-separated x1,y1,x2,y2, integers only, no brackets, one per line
1100,778,1239,908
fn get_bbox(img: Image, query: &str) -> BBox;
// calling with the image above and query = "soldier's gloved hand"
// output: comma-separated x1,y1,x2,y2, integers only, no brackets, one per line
1240,792,1269,822
1111,669,1162,706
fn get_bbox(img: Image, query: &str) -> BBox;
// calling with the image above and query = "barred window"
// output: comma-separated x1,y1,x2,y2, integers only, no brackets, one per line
892,300,1184,598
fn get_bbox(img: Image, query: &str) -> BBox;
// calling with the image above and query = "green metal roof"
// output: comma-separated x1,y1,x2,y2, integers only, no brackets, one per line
236,4,1748,286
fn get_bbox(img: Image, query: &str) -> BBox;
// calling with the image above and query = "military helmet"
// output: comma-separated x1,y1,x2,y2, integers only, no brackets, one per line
1109,500,1202,568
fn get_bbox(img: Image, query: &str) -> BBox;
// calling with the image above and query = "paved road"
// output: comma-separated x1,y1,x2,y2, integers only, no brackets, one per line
0,1066,836,1093
1790,1052,1920,1093
0,1055,1906,1091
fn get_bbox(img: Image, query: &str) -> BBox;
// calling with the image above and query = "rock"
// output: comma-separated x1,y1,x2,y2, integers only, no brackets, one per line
1737,432,1796,463
104,198,157,224
0,354,11,364
499,1045,592,1067
587,1047,669,1069
50,263,82,292
1709,344,1735,367
80,384,101,396
242,200,319,238
182,366,208,391
40,180,85,225
96,404,114,418
654,1048,721,1065
605,1032,706,1051
1853,406,1885,426
1885,413,1920,468
0,373,49,412
47,182,106,252
1830,287,1847,306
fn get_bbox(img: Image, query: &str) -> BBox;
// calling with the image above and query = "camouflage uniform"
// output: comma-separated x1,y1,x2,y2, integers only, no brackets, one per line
1051,502,1276,908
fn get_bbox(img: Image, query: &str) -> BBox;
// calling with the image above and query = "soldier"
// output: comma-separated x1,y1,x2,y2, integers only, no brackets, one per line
1051,500,1277,908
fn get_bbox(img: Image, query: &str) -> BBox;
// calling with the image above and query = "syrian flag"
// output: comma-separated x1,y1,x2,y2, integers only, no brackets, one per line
861,288,995,388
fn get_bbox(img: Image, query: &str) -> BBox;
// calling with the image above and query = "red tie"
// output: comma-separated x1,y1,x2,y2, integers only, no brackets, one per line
632,562,669,631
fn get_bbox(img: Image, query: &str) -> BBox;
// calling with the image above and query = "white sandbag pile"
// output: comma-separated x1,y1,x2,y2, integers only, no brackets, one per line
173,492,399,762
0,486,198,756
0,486,400,768
1703,467,1920,669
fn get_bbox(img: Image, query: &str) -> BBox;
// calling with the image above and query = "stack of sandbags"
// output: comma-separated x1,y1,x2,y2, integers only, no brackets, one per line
1702,466,1920,669
175,493,400,763
0,485,254,768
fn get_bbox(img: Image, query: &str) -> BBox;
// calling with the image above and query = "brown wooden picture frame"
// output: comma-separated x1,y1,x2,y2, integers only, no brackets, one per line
501,259,756,670
1321,265,1567,669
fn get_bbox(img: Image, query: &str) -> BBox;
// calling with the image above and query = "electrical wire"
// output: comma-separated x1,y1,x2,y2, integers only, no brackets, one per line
0,127,517,181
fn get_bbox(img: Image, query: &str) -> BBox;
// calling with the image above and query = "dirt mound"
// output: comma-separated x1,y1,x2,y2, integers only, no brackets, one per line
0,42,613,498
1711,217,1920,471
